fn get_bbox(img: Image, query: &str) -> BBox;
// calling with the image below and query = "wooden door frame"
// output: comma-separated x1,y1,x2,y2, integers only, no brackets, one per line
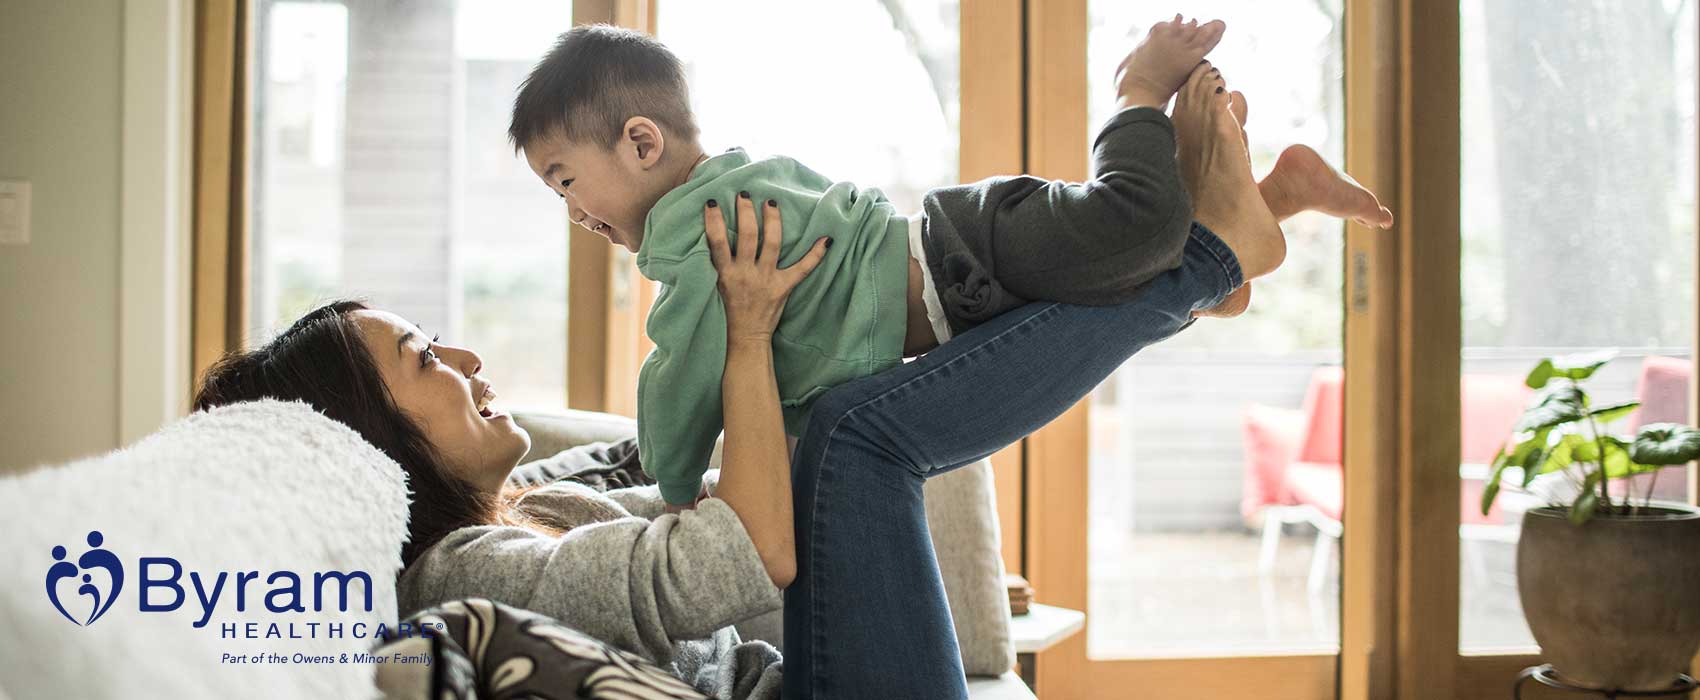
565,0,653,414
1390,1,1463,699
1341,0,1403,697
957,0,1030,577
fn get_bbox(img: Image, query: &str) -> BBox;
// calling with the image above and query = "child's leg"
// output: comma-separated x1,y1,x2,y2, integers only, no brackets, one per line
915,17,1232,334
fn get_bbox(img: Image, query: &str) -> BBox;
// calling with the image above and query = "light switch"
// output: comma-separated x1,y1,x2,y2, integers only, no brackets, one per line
0,179,31,245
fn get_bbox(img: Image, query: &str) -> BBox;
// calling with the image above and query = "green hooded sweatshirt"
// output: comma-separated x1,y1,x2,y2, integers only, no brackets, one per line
635,149,911,504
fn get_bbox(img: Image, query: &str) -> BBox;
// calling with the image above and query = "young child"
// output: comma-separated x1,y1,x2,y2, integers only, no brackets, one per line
509,18,1392,506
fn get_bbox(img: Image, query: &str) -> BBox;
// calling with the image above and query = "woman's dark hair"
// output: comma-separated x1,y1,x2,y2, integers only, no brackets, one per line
194,300,556,566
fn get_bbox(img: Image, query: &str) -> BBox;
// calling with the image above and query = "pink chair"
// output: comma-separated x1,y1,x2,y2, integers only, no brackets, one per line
1243,367,1531,590
1622,356,1692,503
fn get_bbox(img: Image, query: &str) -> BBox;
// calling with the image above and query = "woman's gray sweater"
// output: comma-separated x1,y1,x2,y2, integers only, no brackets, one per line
394,443,785,699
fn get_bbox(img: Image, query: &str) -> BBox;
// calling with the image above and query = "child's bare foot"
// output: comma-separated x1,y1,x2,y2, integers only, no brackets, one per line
1260,144,1394,229
1114,15,1228,111
1171,62,1286,280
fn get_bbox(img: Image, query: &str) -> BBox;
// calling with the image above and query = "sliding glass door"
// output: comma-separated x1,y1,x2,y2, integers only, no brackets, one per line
1083,0,1347,660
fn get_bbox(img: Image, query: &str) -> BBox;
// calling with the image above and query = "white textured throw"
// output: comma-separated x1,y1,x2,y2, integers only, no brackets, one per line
0,400,408,700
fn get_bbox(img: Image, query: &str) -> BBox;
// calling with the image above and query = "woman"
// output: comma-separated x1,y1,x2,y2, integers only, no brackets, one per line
195,189,1242,699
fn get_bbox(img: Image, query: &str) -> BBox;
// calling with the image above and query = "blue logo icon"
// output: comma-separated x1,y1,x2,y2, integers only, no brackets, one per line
46,530,125,626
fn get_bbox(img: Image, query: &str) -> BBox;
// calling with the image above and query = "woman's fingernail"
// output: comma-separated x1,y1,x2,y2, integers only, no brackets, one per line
739,191,751,199
767,199,778,208
825,238,833,248
707,199,718,208
1215,86,1225,93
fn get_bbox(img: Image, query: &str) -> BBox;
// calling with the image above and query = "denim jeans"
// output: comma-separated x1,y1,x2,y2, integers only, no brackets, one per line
781,224,1244,699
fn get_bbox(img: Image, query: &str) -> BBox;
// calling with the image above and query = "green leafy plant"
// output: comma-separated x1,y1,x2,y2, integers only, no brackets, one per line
1481,350,1700,525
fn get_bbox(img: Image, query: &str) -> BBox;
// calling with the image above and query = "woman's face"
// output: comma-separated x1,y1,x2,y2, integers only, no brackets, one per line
351,310,531,494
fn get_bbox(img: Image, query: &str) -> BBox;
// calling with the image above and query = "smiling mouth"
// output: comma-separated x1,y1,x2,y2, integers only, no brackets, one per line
475,386,503,420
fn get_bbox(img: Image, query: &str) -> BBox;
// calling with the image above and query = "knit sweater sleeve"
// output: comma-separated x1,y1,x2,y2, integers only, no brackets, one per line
394,497,782,663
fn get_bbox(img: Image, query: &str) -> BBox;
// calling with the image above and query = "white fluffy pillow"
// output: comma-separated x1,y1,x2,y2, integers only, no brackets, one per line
0,400,409,699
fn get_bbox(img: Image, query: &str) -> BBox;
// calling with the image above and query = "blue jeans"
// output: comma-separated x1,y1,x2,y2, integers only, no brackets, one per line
781,224,1244,699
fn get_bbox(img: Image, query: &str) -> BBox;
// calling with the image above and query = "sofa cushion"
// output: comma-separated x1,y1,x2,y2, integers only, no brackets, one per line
0,400,409,700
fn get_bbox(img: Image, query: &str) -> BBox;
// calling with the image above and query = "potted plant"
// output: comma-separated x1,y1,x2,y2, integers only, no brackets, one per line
1481,350,1700,691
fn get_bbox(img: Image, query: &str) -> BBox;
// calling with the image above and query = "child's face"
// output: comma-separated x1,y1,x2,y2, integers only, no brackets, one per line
523,122,671,253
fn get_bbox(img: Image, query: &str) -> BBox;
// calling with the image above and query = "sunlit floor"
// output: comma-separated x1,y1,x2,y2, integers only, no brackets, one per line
1087,528,1537,657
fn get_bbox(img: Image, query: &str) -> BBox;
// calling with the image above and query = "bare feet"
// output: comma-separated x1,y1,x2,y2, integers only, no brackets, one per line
1260,144,1394,229
1115,15,1228,111
1171,62,1287,281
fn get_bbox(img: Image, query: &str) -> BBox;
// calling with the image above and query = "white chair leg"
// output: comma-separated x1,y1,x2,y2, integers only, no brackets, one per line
1259,510,1283,574
1307,527,1333,596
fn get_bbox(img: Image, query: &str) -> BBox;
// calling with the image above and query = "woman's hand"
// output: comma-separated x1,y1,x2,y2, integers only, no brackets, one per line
703,194,830,343
702,192,824,589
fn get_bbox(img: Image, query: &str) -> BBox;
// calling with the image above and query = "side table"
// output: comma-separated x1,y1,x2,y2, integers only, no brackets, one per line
1007,603,1086,691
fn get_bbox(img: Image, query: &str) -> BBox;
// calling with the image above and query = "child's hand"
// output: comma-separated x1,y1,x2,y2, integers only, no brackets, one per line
704,193,830,343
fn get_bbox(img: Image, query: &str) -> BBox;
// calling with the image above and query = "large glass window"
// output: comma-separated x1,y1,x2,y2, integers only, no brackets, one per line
251,0,572,408
656,0,960,215
1457,0,1698,653
1085,0,1345,657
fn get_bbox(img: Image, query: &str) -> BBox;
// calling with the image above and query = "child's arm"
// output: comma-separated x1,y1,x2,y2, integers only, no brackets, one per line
637,261,729,507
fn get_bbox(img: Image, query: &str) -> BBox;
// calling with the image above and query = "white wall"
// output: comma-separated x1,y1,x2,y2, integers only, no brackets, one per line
0,0,190,473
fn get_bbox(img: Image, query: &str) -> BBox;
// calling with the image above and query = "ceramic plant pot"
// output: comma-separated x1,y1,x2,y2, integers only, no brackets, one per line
1517,504,1700,691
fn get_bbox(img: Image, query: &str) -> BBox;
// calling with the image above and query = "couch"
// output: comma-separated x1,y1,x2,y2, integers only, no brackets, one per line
0,400,1033,699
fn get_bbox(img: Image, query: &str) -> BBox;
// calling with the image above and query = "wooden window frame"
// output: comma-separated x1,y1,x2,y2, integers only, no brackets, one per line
190,0,251,397
566,0,656,415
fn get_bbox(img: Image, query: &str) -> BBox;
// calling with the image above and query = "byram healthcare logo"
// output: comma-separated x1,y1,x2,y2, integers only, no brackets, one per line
45,530,123,626
44,530,385,637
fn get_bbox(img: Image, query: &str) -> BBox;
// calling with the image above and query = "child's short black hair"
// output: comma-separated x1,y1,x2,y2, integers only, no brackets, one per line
509,24,699,151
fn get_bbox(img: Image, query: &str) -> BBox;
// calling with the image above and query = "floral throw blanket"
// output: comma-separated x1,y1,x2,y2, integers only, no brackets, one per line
372,597,706,699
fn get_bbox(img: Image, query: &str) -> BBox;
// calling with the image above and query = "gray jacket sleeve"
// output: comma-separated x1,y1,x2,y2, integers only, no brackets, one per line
920,106,1195,331
395,497,782,664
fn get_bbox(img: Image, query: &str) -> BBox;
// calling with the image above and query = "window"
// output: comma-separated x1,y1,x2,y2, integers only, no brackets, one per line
1457,0,1698,653
655,0,960,215
251,0,573,408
